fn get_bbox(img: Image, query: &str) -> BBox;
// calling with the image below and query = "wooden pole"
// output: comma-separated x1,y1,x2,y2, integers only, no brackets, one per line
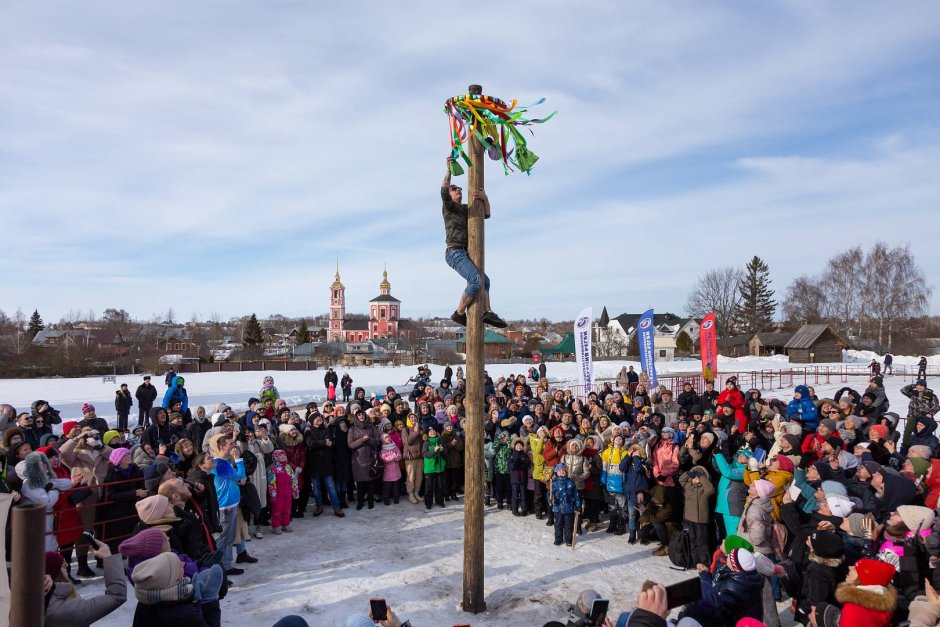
462,82,487,614
10,504,46,626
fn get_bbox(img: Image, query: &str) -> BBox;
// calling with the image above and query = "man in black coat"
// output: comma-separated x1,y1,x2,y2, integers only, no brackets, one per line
324,368,338,389
114,383,134,432
135,376,158,428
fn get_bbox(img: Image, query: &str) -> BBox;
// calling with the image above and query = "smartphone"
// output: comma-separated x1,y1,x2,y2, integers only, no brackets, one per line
82,531,102,550
665,577,702,609
589,598,609,625
753,448,767,464
370,598,387,621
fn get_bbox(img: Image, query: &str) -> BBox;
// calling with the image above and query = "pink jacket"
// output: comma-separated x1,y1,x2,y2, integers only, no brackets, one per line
381,445,402,482
652,440,680,487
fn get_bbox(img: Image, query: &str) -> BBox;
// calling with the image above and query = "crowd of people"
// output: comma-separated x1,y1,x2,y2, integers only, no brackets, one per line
1,363,939,626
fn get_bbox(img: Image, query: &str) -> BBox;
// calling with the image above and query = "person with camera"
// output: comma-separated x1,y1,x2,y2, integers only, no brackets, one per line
44,542,127,626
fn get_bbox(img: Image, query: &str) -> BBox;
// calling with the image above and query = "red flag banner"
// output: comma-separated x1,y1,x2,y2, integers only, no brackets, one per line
700,313,718,384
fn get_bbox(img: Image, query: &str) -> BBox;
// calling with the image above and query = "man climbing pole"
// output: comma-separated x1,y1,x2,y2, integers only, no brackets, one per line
441,156,507,329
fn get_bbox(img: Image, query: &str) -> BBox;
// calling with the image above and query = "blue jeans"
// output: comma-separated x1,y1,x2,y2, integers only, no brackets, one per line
626,493,639,531
217,506,238,570
445,248,490,299
311,475,340,509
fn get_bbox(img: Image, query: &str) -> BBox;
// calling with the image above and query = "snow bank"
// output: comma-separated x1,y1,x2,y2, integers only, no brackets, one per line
844,349,937,365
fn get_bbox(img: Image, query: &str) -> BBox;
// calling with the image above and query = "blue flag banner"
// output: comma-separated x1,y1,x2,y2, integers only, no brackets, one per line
638,309,658,388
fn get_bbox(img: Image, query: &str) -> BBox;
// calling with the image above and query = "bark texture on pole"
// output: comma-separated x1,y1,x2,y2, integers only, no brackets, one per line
10,504,46,626
462,83,487,614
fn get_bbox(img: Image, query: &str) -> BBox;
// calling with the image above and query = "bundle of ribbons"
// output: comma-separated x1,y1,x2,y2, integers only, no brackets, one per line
445,93,555,176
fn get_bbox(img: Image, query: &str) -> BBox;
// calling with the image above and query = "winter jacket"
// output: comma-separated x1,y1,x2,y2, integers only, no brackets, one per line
186,466,221,534
832,581,897,627
717,388,748,430
542,439,564,472
161,377,189,414
713,453,747,517
601,446,628,494
528,434,547,481
267,461,299,500
380,444,402,482
45,554,126,627
680,564,764,627
211,457,245,509
131,599,211,627
492,439,510,475
59,437,113,488
114,389,133,414
509,449,530,485
400,424,423,460
738,496,773,555
304,425,335,479
441,430,465,469
787,385,819,429
651,440,680,487
901,384,939,418
905,416,940,456
135,383,158,410
259,386,280,405
679,466,714,523
796,555,843,623
620,451,651,497
422,436,446,474
677,390,701,416
637,484,673,526
348,418,379,483
743,468,792,520
561,440,590,490
185,418,211,452
241,437,273,509
550,474,581,514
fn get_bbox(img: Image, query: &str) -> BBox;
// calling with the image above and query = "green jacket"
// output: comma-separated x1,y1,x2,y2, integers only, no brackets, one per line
423,436,446,474
493,440,510,474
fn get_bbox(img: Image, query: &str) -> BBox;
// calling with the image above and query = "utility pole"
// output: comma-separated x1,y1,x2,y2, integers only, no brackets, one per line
462,83,487,614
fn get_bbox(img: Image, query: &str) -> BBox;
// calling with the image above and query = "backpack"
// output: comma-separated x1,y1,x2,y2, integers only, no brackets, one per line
668,528,694,569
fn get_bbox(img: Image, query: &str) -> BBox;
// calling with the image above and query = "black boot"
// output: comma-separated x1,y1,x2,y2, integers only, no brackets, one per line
76,554,95,578
628,529,638,544
614,517,627,536
606,513,619,534
546,512,555,526
340,495,349,509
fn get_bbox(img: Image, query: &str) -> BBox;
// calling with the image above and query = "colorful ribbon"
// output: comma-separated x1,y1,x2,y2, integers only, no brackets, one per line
445,93,555,175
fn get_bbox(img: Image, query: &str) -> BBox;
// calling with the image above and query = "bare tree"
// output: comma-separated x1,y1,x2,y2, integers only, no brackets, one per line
685,266,744,338
863,242,931,351
781,275,827,327
822,247,864,335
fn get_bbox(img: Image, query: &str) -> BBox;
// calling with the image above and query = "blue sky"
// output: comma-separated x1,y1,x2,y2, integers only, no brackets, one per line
2,2,939,323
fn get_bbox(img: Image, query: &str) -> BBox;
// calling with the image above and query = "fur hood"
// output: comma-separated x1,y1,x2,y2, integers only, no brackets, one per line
281,429,304,447
835,582,898,612
808,553,844,568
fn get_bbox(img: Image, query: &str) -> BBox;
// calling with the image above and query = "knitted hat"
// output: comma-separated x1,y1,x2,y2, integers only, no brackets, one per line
861,461,882,477
910,457,931,478
821,480,848,497
132,553,191,605
143,462,171,493
897,505,935,531
826,495,854,518
81,403,95,414
782,434,803,452
855,558,896,587
45,551,65,577
727,548,756,572
103,430,121,446
279,423,294,435
118,528,168,559
136,495,178,525
846,513,867,538
868,425,888,440
820,419,838,432
37,445,58,459
108,447,131,466
38,433,58,447
723,535,754,553
754,479,775,499
343,615,375,627
62,421,79,436
554,463,567,474
810,530,844,558
774,455,795,473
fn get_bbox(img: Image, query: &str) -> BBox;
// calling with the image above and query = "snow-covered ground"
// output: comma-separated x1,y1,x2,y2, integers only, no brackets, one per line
59,367,922,626
0,354,906,431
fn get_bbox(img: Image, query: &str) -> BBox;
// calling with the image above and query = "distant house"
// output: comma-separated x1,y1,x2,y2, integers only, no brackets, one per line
748,332,794,357
540,333,575,361
653,334,677,361
718,334,750,358
595,307,700,357
785,325,851,363
161,334,200,357
456,329,512,359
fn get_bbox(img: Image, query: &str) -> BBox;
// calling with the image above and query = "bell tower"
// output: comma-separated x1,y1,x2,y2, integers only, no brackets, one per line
329,256,345,342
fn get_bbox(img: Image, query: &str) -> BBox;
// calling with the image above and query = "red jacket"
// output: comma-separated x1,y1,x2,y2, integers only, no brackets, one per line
717,389,747,431
834,582,896,627
925,459,940,510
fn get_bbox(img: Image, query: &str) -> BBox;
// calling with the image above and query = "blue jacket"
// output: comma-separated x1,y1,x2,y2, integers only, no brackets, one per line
786,385,818,430
619,454,650,497
162,377,189,414
551,475,582,514
212,457,245,509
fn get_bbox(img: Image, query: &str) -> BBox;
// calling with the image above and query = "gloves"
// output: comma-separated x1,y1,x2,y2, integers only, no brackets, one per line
747,457,760,472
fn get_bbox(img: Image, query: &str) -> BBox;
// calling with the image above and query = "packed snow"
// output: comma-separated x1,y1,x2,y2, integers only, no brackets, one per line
14,357,927,625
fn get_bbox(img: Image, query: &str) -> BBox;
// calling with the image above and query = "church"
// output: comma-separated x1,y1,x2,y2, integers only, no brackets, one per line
328,264,419,343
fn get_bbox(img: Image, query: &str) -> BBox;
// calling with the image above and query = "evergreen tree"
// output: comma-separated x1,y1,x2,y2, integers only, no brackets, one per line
733,256,776,335
243,314,264,347
26,309,44,339
675,330,693,353
628,332,639,356
295,318,311,346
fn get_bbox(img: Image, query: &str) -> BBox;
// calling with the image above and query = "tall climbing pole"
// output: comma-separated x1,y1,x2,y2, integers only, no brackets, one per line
445,84,554,614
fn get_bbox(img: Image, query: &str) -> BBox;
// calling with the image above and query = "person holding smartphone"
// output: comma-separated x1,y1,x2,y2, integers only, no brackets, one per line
45,542,126,626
